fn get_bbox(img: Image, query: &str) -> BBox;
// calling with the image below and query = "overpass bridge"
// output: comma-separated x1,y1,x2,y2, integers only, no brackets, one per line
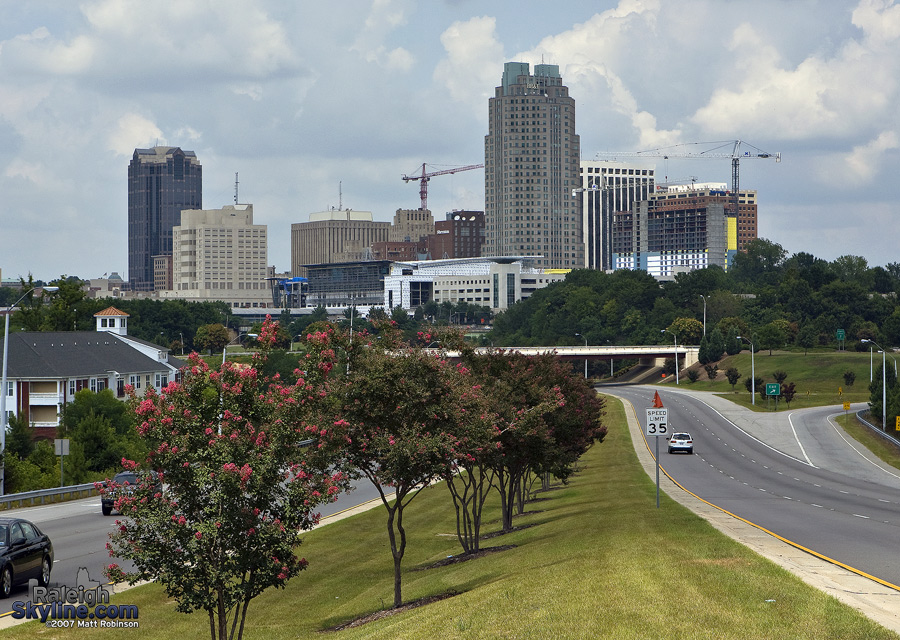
441,344,699,370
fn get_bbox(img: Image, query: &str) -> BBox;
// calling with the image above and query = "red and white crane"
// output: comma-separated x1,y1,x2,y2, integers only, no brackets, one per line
401,163,484,210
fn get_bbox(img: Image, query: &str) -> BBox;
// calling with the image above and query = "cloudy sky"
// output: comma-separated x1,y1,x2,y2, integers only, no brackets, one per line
2,0,899,282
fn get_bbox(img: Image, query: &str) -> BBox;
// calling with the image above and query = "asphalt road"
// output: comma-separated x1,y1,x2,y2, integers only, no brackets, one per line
0,476,387,613
609,386,900,589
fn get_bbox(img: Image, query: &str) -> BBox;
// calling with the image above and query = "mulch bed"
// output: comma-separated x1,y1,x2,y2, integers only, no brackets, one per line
417,544,516,570
480,522,537,539
321,591,461,632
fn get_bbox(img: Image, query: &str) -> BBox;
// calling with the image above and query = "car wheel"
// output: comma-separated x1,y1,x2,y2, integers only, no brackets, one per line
38,556,52,587
667,447,673,454
102,504,112,516
688,448,693,454
0,566,12,598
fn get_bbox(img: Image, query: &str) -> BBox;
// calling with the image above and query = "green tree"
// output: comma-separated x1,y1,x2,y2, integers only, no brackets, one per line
707,327,726,362
328,326,470,608
704,364,719,380
687,369,700,383
194,323,229,354
843,370,856,387
726,367,742,391
666,317,703,346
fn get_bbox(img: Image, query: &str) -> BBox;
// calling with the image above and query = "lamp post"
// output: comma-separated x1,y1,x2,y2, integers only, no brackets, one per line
869,344,873,383
575,333,588,379
179,332,185,356
737,335,756,406
861,339,887,431
700,295,708,338
222,333,258,366
660,329,679,384
1,286,59,495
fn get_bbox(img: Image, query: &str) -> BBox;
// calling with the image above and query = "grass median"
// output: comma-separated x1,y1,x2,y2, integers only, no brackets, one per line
4,396,896,639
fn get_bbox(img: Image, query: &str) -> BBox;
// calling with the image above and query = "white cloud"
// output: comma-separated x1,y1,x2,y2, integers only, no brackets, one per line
107,113,163,156
434,16,505,115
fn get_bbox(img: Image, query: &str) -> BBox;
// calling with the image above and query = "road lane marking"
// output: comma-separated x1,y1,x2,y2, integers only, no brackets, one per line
788,412,815,466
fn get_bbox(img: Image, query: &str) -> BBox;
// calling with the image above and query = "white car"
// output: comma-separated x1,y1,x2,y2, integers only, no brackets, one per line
668,432,693,454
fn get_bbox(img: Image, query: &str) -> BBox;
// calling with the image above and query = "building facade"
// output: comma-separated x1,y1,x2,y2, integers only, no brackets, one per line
484,62,583,269
164,204,270,308
427,211,485,260
128,147,202,292
1,307,181,440
612,186,746,278
383,257,567,314
290,210,390,277
578,161,655,271
390,208,435,242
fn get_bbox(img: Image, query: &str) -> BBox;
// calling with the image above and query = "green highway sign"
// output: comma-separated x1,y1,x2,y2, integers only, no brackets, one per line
766,383,780,396
836,329,845,341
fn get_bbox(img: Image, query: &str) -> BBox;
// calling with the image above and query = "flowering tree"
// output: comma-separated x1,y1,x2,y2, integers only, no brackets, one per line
102,318,345,640
328,326,471,608
462,350,606,532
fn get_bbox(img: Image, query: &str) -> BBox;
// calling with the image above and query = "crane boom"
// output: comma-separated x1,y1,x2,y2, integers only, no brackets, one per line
402,163,484,210
595,140,780,213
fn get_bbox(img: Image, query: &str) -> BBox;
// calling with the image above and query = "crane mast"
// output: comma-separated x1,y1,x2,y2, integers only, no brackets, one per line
402,163,484,210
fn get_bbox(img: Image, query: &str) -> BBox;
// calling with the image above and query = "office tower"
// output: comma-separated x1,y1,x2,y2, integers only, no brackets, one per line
578,161,655,270
290,209,390,276
390,208,435,243
484,62,583,269
170,204,269,307
128,147,202,291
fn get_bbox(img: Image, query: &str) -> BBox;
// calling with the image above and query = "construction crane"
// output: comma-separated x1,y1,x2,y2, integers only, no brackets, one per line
595,140,780,213
402,163,484,211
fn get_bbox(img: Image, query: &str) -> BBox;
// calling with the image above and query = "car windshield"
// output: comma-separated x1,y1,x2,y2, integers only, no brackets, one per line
673,434,690,439
114,472,137,485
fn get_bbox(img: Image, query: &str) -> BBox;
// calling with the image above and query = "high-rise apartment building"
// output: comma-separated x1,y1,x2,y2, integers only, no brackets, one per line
578,161,655,270
484,62,583,269
128,147,202,291
390,208,435,242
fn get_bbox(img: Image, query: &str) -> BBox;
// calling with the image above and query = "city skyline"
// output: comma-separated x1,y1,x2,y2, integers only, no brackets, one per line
2,1,898,281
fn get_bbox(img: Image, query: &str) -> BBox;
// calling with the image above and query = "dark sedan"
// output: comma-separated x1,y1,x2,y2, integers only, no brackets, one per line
0,518,53,597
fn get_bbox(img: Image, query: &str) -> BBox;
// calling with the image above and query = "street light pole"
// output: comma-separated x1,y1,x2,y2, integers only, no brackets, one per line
1,286,59,495
574,333,588,379
861,339,887,431
660,329,679,384
737,335,755,406
700,294,708,338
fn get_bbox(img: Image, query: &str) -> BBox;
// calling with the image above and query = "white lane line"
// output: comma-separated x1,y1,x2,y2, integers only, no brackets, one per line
788,412,815,467
811,504,823,508
824,412,900,482
853,514,870,519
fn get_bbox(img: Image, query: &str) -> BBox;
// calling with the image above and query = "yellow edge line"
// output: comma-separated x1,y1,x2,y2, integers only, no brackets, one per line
628,397,900,593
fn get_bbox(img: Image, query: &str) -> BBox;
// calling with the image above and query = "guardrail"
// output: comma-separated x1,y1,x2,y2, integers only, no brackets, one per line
0,483,99,510
855,410,900,449
0,440,318,511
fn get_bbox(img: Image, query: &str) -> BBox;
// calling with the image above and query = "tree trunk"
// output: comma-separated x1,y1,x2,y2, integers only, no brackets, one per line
385,500,407,608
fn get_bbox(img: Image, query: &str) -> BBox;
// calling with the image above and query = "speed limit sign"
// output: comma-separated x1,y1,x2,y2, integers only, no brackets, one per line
645,408,669,437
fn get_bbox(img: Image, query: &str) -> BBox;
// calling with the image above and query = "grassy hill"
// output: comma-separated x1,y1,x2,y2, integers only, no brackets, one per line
663,349,879,409
5,395,897,639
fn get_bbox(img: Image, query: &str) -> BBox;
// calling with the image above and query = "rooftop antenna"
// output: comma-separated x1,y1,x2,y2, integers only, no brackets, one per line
234,172,239,204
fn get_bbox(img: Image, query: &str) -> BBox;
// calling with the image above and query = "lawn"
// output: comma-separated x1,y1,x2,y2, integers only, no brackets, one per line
5,397,897,639
663,349,878,411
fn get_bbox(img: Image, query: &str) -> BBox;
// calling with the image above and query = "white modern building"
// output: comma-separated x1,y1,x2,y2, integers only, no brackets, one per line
383,257,568,313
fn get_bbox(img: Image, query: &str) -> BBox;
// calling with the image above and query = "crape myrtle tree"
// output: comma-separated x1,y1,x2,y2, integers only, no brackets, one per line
462,350,606,532
323,323,475,609
103,318,347,640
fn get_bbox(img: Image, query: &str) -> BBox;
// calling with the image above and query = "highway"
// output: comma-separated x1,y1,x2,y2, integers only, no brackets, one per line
608,386,900,590
0,476,386,613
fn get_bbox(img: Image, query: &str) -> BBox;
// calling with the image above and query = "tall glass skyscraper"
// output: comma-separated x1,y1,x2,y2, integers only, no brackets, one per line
484,62,583,269
127,147,202,291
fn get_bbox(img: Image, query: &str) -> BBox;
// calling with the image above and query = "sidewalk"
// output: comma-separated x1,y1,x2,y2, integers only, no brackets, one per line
607,387,900,635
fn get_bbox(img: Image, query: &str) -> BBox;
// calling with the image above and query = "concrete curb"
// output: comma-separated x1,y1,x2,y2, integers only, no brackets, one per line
609,390,900,635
